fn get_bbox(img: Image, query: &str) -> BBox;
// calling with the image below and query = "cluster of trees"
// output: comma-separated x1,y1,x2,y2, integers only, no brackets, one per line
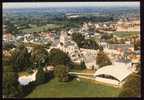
4,20,21,35
119,73,141,97
31,47,49,68
72,33,99,50
49,48,72,66
96,50,112,68
100,33,125,44
3,57,23,98
3,44,75,97
54,65,70,82
13,44,32,72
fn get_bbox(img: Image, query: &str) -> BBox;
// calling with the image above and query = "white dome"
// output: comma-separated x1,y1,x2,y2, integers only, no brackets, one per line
94,62,132,82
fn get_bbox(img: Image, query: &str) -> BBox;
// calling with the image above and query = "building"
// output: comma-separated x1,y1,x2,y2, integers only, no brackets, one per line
94,62,133,86
3,33,15,43
80,48,98,70
116,19,140,32
57,31,83,64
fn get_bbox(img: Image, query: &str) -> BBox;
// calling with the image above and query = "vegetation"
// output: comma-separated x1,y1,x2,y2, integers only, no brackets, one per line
72,33,85,48
49,48,72,67
119,73,141,97
112,31,139,38
133,38,140,51
80,61,86,69
31,46,49,68
13,44,31,72
3,64,23,98
72,33,99,50
26,78,120,98
3,20,21,35
21,24,62,33
96,50,112,68
35,68,47,85
18,71,32,77
54,65,70,82
101,33,113,40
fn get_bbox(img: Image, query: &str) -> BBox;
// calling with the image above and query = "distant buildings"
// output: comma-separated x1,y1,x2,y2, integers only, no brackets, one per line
3,33,16,43
116,18,140,32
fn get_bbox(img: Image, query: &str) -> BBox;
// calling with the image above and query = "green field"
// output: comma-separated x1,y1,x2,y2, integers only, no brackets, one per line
26,78,120,98
21,24,61,33
112,31,140,38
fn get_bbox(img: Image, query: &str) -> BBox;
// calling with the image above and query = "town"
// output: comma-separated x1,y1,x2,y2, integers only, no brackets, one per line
2,2,140,98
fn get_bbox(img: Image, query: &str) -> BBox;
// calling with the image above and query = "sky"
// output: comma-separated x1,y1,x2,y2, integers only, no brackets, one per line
3,2,140,9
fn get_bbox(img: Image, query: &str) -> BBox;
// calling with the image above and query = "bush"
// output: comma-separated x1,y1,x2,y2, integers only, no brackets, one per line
54,65,70,82
119,74,141,97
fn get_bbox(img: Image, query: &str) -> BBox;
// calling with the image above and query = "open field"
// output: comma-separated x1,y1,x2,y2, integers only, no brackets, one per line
26,78,120,98
21,24,61,33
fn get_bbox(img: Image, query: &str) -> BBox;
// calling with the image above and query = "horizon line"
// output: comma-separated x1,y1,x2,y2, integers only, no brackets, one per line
3,2,140,9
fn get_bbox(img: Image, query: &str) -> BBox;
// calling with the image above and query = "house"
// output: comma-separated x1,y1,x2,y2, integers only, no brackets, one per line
80,48,98,70
3,33,15,42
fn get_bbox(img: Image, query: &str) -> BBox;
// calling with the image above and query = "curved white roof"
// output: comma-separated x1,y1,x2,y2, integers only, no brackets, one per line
94,62,132,82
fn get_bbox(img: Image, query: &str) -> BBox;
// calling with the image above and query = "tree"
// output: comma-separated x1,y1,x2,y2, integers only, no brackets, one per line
134,38,140,51
101,33,113,40
119,73,141,97
72,33,85,48
13,44,31,72
49,48,72,66
72,33,99,50
83,39,99,50
80,61,86,69
4,20,20,35
96,50,112,68
35,68,46,85
3,65,23,98
31,47,49,68
54,65,69,82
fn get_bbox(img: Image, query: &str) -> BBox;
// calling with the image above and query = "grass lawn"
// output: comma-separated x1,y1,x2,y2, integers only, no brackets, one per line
26,78,120,98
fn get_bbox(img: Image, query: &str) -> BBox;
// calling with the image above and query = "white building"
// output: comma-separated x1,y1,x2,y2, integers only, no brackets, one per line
94,62,133,86
58,31,82,64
